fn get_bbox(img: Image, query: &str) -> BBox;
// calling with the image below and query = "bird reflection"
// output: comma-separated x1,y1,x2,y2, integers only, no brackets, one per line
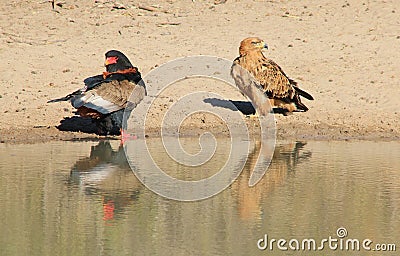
233,141,312,220
67,140,311,222
68,140,142,222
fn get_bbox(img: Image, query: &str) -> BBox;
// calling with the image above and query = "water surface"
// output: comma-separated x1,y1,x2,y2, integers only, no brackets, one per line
0,139,399,255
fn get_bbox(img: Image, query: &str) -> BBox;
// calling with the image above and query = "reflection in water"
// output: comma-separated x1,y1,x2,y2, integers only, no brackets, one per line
70,140,311,222
68,141,142,222
234,141,312,220
69,140,129,189
68,140,311,223
0,140,399,255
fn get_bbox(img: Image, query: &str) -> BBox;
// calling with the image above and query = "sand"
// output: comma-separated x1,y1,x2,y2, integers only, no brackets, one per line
1,0,399,143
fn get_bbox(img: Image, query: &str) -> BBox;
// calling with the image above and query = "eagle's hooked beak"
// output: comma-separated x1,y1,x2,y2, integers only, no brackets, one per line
261,41,268,50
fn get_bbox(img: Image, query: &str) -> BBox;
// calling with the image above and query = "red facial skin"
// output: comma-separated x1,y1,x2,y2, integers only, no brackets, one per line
104,56,118,66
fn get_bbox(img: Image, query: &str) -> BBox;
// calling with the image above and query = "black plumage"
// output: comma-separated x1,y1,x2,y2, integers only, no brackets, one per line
48,50,146,135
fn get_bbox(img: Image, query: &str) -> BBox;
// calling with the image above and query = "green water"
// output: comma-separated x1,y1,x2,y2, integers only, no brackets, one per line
0,139,399,255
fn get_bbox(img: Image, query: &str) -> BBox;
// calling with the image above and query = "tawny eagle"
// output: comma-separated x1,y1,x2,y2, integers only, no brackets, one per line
231,37,313,115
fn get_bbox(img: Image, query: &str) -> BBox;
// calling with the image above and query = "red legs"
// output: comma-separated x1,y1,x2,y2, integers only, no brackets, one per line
120,128,138,145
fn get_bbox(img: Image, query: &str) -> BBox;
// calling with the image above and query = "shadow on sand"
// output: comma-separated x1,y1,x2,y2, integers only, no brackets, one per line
203,98,256,115
56,116,98,134
57,97,287,135
203,98,289,115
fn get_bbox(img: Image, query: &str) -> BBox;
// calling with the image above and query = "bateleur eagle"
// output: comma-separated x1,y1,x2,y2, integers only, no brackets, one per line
231,37,313,115
48,50,146,136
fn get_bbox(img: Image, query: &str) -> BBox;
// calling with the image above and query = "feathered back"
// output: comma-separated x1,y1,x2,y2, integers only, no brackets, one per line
233,37,313,112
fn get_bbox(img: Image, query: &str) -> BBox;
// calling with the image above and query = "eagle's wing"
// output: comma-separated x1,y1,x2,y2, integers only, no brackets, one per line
47,86,86,103
83,75,105,89
254,59,296,100
231,60,272,116
71,80,145,115
253,58,314,101
47,75,104,103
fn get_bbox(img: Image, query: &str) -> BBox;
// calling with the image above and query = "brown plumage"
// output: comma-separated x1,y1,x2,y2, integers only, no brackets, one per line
48,50,146,135
77,106,103,119
231,37,313,114
95,80,139,109
76,80,142,119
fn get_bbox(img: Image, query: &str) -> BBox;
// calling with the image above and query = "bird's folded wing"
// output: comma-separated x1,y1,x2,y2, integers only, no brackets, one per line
83,75,105,90
95,80,137,106
127,81,146,107
71,80,138,114
48,77,98,103
47,87,86,103
256,59,294,99
231,62,272,115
